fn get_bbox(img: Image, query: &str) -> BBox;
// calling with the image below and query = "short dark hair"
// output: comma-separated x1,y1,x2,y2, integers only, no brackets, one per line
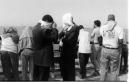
79,25,84,29
42,14,53,23
94,20,101,27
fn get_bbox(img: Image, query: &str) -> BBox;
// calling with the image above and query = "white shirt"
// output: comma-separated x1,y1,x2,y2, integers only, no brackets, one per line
100,21,123,48
78,29,91,53
91,27,100,43
1,35,18,53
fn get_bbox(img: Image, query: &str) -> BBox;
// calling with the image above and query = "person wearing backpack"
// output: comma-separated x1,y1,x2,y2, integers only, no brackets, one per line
100,14,123,81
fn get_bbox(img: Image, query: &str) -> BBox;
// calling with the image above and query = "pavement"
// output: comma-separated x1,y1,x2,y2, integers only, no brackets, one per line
49,67,128,81
0,62,127,81
48,59,128,81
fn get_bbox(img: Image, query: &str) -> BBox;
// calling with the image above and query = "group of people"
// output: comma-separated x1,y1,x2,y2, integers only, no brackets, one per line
0,13,127,81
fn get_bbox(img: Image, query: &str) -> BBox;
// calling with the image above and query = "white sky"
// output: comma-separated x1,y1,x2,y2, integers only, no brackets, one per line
0,0,128,28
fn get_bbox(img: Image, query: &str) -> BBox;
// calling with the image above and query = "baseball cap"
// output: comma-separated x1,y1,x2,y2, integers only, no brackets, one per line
108,14,115,21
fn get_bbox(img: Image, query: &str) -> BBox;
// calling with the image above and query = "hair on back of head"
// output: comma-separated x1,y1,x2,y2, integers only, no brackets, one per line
42,14,53,23
94,20,101,27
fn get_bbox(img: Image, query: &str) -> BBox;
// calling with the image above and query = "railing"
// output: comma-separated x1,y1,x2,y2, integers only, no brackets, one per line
0,44,94,74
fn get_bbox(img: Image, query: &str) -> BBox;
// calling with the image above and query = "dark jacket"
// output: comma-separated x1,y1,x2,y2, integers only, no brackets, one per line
59,25,80,58
32,23,58,66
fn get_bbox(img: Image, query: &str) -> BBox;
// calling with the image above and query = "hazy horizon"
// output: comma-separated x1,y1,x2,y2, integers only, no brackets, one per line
0,0,128,28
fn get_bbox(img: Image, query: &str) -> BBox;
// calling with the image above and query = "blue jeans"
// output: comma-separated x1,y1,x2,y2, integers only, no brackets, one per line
1,51,19,81
100,47,120,81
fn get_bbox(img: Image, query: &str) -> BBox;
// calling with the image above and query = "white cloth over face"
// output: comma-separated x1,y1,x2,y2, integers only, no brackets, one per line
38,20,53,29
62,13,74,31
39,20,52,26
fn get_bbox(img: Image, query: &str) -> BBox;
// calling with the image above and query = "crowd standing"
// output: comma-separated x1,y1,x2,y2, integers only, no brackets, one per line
0,13,127,81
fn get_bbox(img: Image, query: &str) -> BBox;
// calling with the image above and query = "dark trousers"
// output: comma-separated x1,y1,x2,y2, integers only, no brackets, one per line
79,53,90,76
120,44,128,71
60,55,75,81
1,51,19,81
33,64,50,81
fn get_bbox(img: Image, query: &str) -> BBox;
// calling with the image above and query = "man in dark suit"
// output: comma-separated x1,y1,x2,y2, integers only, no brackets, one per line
32,14,58,81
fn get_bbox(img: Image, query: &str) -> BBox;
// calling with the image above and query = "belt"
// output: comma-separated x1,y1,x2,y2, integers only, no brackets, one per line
94,43,99,44
103,45,118,49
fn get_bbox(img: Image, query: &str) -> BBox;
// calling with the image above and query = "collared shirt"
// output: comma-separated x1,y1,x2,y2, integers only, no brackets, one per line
78,29,91,53
100,21,123,48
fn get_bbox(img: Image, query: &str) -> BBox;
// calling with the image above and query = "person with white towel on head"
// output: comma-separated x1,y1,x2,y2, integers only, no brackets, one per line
59,13,80,81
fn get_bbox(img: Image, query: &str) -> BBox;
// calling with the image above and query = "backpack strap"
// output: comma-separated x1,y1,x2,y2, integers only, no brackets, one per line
108,23,117,32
